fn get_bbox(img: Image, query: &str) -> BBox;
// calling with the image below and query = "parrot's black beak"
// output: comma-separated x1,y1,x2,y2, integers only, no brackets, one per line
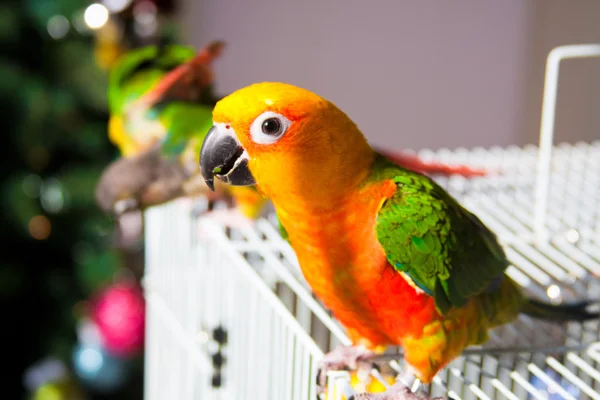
200,125,256,191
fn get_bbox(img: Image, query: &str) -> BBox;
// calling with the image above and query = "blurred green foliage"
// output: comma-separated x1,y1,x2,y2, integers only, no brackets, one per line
1,0,128,398
2,0,180,397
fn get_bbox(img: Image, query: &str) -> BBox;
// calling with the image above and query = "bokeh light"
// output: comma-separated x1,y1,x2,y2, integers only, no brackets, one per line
23,358,68,393
32,383,63,400
133,1,157,37
79,347,103,371
84,4,109,30
103,0,133,13
29,215,51,240
76,318,103,346
71,10,89,34
47,15,69,40
22,174,42,198
546,284,562,302
41,178,66,214
565,228,580,243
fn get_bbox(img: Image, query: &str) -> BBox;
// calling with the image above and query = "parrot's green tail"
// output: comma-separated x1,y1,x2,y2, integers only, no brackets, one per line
522,298,599,321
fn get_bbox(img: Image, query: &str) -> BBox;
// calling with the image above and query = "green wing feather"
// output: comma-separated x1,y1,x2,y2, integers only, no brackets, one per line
107,45,196,114
107,44,215,160
159,102,214,158
372,155,508,314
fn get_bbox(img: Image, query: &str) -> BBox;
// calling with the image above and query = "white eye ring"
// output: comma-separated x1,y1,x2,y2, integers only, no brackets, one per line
249,111,291,144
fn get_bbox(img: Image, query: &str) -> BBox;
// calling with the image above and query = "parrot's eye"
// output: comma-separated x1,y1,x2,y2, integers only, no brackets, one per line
261,118,281,135
250,111,291,145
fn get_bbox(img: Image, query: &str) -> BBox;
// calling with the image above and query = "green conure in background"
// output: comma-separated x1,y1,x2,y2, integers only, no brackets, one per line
96,40,262,218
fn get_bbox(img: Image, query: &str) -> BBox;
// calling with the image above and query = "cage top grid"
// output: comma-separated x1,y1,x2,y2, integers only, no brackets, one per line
201,211,600,400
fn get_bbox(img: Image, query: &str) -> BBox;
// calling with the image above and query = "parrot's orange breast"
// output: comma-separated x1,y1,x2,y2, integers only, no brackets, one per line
277,180,440,348
275,179,496,383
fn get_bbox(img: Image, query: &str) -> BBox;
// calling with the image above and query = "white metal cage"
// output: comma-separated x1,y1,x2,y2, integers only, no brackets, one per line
143,44,600,400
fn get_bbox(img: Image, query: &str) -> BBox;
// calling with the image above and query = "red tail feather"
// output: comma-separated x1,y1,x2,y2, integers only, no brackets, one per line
376,148,489,177
131,40,226,110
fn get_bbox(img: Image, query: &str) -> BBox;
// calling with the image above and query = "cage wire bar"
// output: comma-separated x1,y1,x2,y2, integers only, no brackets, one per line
533,44,600,244
143,44,600,400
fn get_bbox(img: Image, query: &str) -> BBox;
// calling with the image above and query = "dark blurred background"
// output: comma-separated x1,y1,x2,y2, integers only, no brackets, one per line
1,0,178,398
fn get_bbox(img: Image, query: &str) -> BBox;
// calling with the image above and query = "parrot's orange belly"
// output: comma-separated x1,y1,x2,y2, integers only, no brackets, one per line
278,181,440,348
276,182,492,383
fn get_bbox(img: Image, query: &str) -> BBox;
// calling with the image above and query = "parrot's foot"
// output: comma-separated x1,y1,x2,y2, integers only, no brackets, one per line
316,345,378,396
114,198,139,216
348,382,445,400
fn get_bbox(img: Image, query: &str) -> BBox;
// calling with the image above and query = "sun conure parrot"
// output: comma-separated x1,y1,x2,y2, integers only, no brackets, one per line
95,41,266,221
199,82,598,400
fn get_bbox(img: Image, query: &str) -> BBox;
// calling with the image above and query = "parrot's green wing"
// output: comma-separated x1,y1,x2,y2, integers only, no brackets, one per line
158,102,214,158
372,155,508,314
107,44,215,159
108,45,196,114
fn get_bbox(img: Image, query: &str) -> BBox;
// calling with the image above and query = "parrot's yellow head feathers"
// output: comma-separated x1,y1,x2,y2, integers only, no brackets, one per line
200,82,373,204
213,82,327,127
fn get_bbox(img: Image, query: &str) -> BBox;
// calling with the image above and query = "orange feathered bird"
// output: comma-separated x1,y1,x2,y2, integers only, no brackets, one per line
199,82,597,399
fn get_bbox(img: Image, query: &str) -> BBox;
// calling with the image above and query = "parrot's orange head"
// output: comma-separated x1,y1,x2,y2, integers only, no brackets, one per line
200,82,373,204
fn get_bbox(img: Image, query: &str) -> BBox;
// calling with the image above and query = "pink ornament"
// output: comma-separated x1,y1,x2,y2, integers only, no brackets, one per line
91,281,145,357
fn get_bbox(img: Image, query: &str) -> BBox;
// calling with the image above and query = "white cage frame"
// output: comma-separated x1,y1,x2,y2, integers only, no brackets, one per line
143,44,600,400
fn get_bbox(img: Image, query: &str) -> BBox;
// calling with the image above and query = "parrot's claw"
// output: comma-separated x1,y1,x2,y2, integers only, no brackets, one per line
316,345,378,396
114,198,139,216
348,382,445,400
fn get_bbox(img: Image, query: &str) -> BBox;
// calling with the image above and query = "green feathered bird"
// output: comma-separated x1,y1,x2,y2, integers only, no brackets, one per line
96,41,229,216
